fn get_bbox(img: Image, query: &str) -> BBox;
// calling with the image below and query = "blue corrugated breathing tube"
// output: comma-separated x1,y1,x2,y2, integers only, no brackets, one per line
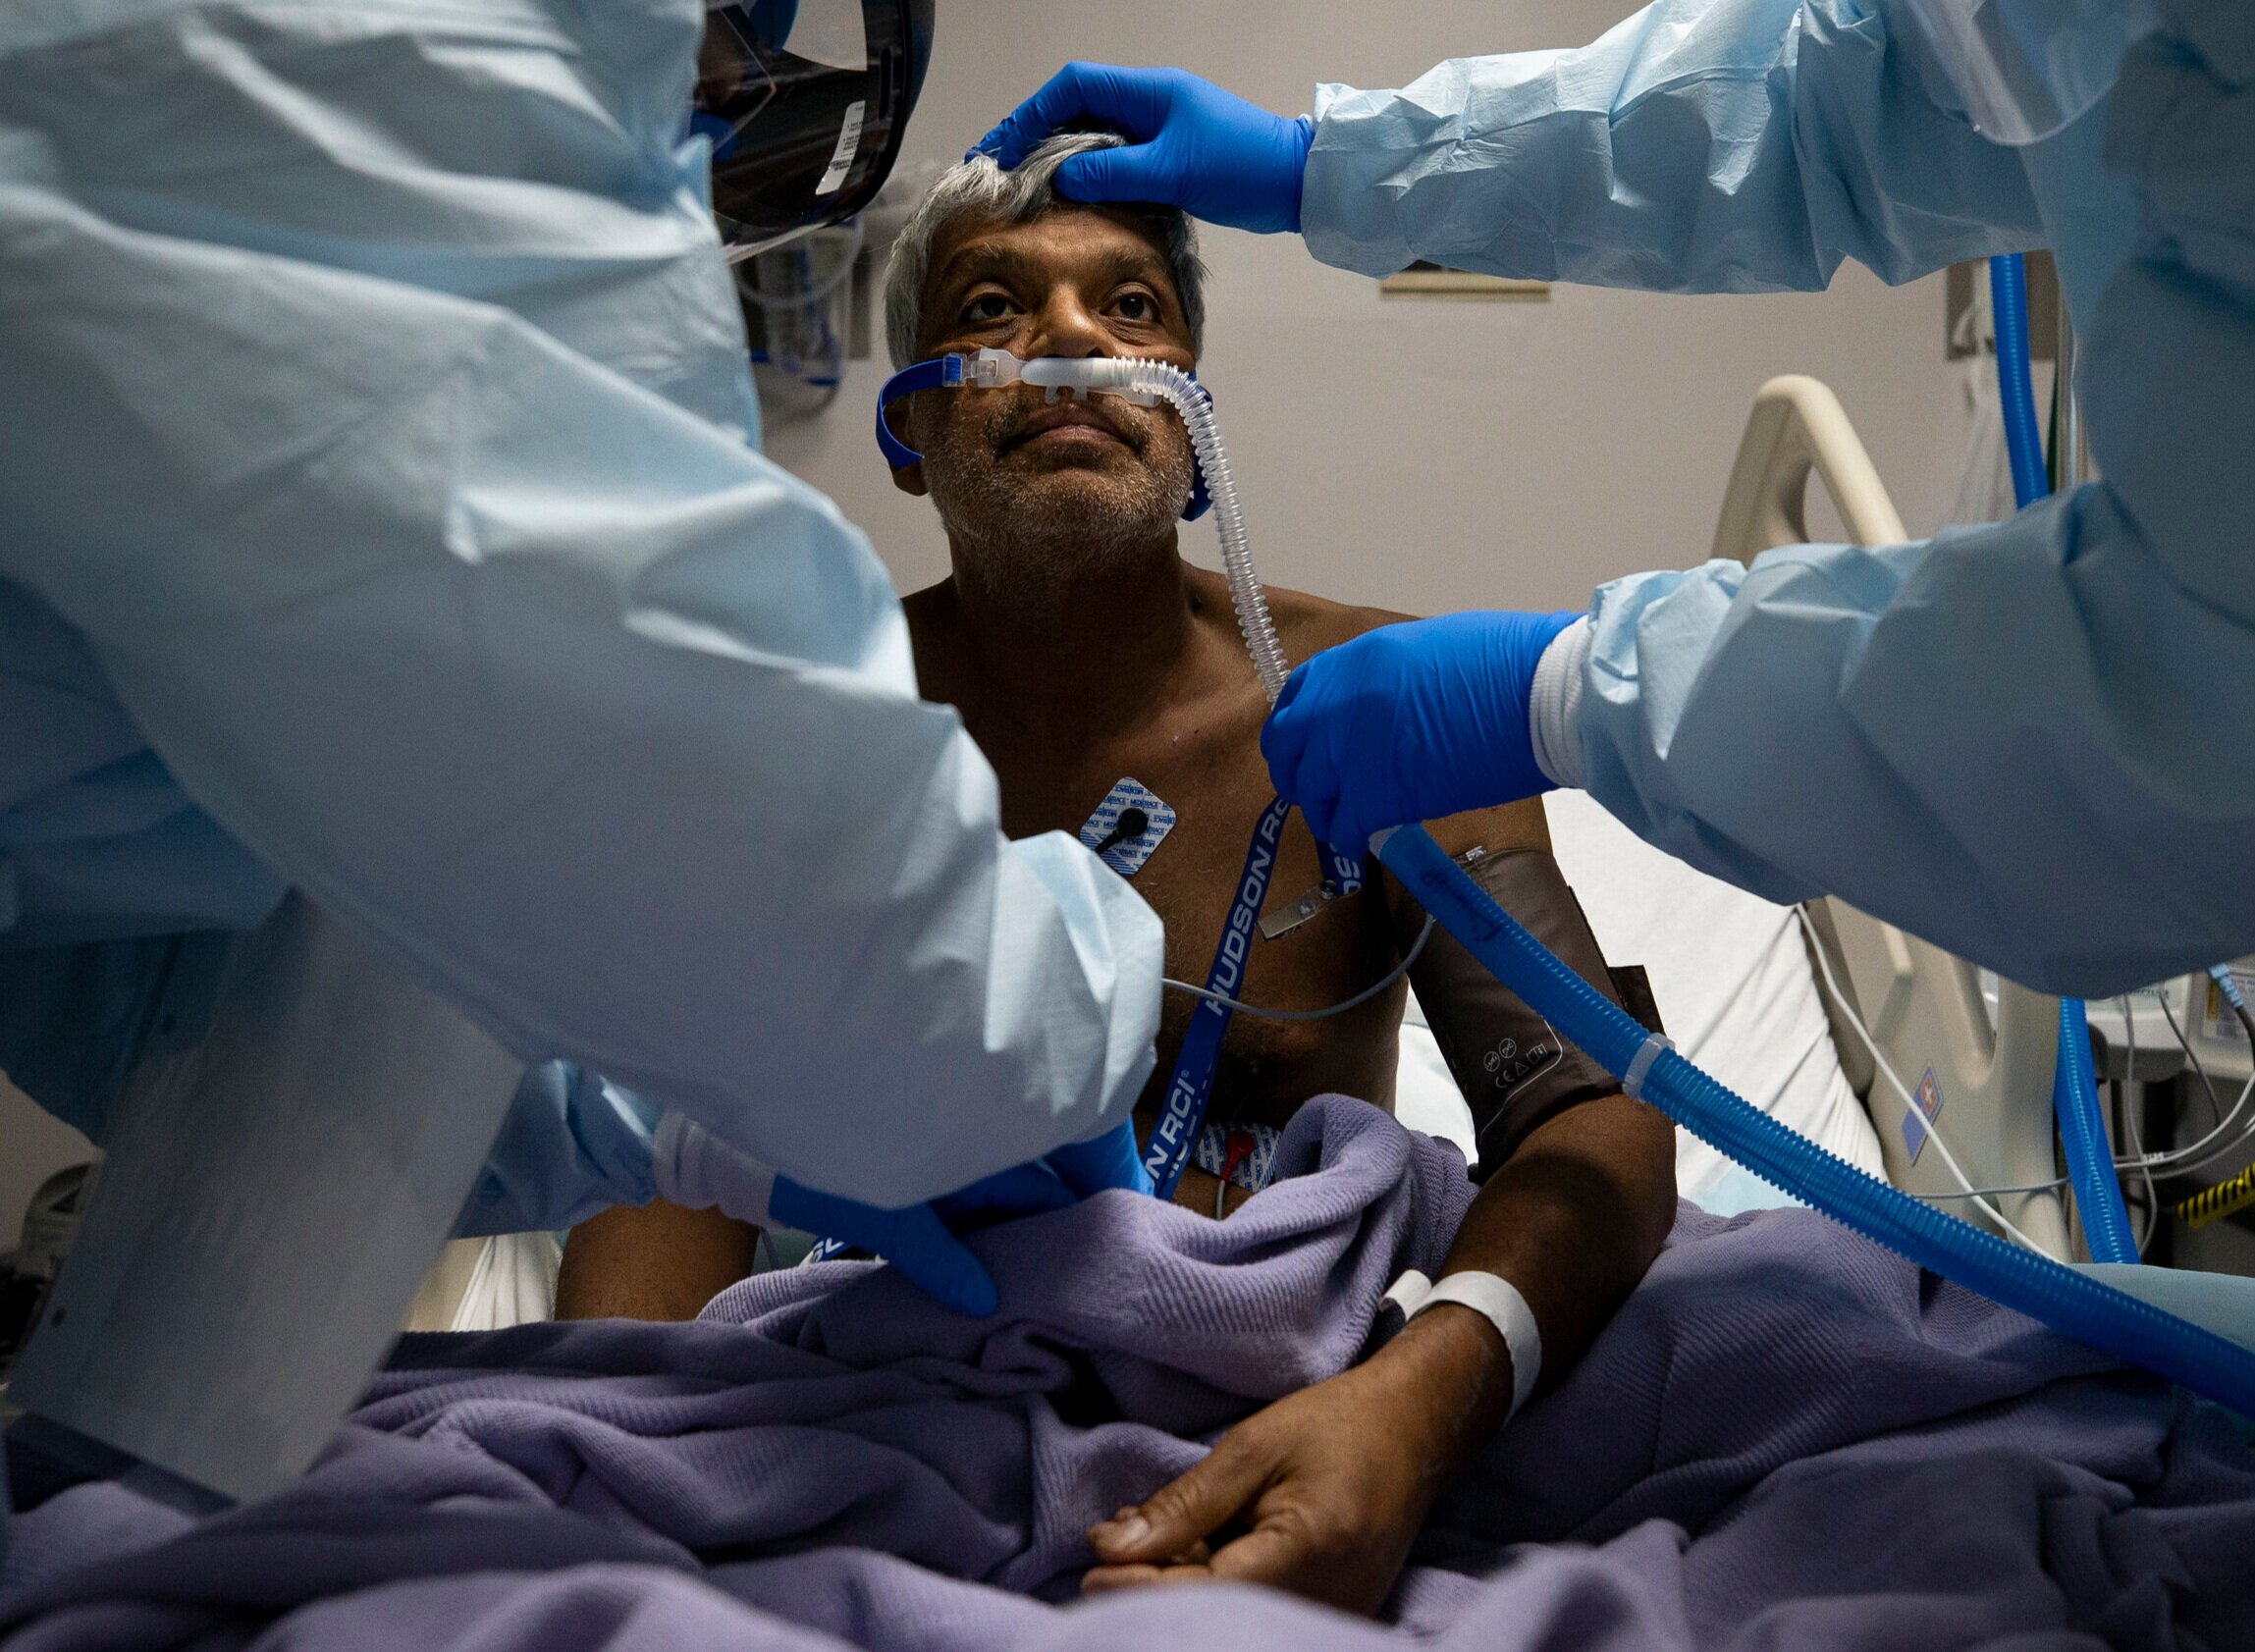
1991,251,2138,1265
1370,823,2255,1414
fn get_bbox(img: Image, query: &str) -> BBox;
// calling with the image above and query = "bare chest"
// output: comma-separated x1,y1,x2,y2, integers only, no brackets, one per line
982,705,1409,1128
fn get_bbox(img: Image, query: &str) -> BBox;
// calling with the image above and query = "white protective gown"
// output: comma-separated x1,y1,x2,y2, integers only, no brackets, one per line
1301,0,2255,998
0,0,1160,1211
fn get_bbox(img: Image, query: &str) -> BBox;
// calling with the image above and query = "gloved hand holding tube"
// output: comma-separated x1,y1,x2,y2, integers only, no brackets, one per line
1261,610,1584,852
652,1111,1151,1318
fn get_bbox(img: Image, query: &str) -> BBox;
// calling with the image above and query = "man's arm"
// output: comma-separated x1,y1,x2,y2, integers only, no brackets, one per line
1364,802,1677,1463
1085,801,1675,1614
555,1202,760,1323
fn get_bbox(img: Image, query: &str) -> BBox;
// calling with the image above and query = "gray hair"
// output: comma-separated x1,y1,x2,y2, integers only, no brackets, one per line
883,132,1207,370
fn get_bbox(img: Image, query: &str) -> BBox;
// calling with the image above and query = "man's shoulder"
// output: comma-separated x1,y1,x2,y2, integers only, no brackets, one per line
1223,576,1413,662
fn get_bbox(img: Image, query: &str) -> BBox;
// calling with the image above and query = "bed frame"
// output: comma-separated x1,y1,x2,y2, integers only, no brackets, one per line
1711,376,2078,1258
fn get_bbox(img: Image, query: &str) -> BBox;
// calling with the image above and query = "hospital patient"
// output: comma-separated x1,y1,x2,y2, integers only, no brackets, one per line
557,134,1677,1614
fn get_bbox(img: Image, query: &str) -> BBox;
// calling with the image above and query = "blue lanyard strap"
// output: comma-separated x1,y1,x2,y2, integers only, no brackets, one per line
1321,844,1365,897
1145,794,1293,1199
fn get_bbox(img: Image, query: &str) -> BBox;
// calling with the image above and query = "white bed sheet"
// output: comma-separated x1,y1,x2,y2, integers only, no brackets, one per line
1392,791,1885,1214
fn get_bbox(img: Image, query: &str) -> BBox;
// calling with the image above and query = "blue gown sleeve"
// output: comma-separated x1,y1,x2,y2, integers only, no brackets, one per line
1574,10,2255,997
1299,0,2043,292
0,0,1161,1209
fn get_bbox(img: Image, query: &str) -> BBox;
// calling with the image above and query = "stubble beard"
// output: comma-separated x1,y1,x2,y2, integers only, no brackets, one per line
924,404,1197,608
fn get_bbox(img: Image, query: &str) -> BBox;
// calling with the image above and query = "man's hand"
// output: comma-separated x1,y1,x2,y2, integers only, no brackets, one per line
972,65,1314,236
1082,1306,1514,1616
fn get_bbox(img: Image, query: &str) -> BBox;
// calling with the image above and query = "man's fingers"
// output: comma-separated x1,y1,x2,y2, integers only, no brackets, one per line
1202,1519,1332,1595
1081,1559,1216,1594
1089,1434,1271,1563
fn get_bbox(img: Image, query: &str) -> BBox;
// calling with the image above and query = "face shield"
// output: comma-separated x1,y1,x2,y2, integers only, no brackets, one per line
692,0,935,260
1899,0,2159,145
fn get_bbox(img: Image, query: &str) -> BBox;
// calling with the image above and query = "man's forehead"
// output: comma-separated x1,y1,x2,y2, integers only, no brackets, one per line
926,205,1177,297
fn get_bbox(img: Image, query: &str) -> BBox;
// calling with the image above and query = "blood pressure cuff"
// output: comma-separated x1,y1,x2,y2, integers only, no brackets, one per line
1406,848,1664,1180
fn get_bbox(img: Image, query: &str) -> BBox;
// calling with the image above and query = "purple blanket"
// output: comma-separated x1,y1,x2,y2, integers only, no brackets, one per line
6,1096,2253,1650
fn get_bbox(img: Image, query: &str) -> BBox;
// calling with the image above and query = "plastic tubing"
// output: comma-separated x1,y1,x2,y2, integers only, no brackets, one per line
1989,254,2138,1262
1989,253,2050,513
2057,998,2139,1262
1372,821,2255,1416
1028,355,1292,703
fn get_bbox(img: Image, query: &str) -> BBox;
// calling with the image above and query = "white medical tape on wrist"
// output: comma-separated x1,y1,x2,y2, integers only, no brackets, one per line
1621,1032,1675,1101
1395,1268,1543,1419
650,1109,778,1227
1382,1267,1433,1318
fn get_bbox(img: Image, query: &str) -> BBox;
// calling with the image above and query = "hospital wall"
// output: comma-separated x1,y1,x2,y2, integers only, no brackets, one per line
761,0,1989,615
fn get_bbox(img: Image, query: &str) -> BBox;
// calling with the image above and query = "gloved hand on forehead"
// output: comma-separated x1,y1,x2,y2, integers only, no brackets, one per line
653,1113,1149,1317
972,64,1314,237
1262,611,1583,853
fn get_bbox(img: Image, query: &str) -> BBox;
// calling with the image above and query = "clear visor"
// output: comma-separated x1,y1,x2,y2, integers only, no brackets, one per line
1899,0,2158,145
694,0,929,255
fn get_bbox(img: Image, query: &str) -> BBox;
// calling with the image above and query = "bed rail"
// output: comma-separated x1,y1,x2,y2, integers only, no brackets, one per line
1712,376,2074,1258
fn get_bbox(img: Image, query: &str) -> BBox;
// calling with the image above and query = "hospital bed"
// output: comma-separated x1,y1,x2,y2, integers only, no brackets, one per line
1651,374,2251,1267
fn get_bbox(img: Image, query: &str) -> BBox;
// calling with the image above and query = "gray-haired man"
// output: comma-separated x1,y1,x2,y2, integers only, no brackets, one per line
567,135,1677,1616
895,135,1678,1613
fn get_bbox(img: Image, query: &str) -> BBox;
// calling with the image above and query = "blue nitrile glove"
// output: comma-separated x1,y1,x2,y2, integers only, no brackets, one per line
930,1119,1151,1227
930,1160,1077,1229
1043,1118,1154,1199
766,1177,1005,1316
972,65,1315,236
1262,611,1583,852
651,1110,1001,1315
651,1113,1151,1318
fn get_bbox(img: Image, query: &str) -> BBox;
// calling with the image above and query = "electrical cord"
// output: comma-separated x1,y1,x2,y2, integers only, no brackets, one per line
1919,1179,2068,1200
2118,994,2160,1254
1803,962,2255,1244
2159,993,2228,1129
2160,984,2255,1229
2116,996,2255,1182
1164,915,1435,1022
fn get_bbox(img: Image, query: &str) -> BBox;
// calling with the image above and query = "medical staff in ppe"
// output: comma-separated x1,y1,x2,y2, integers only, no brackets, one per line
0,0,1157,1321
978,0,2255,1000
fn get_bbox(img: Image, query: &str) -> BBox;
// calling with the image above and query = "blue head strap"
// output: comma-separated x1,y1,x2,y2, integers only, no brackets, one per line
876,355,1213,522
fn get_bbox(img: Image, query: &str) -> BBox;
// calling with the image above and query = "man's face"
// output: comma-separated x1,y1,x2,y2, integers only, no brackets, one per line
895,205,1198,558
